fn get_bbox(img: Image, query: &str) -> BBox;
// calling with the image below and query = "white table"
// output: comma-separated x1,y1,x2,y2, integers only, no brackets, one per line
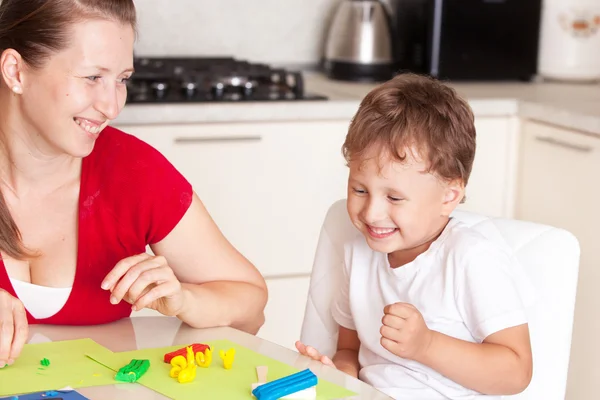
24,317,393,399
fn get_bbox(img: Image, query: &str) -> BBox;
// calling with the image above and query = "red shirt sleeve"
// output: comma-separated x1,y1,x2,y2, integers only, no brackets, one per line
141,144,193,244
94,126,193,245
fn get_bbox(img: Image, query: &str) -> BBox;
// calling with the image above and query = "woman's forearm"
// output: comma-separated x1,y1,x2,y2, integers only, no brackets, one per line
176,281,267,334
416,331,532,395
332,349,360,378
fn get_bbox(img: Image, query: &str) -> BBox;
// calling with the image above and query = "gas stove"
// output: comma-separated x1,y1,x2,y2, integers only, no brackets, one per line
126,57,327,103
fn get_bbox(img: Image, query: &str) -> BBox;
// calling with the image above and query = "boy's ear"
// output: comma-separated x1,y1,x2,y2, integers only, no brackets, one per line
441,179,465,216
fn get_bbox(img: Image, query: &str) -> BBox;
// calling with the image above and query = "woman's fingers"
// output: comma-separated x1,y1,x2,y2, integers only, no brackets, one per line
0,291,28,368
9,301,28,362
108,257,165,304
0,311,13,368
101,253,153,291
133,280,181,312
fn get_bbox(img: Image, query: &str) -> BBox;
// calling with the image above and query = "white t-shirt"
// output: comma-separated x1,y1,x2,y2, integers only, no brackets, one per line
332,218,536,400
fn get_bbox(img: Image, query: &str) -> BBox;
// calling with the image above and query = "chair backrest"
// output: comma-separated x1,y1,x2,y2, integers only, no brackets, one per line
300,199,580,400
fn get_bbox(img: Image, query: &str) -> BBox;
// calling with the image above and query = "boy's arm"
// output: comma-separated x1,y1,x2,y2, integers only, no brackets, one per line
417,324,533,395
332,326,361,378
382,302,532,395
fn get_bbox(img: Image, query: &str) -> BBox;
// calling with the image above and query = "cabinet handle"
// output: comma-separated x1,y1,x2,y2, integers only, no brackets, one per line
535,136,593,153
174,135,262,144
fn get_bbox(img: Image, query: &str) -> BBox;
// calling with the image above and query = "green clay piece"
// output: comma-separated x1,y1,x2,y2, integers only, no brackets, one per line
115,359,150,382
40,358,50,367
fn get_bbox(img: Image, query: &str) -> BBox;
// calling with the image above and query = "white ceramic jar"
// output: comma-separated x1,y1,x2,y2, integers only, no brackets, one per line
537,0,600,81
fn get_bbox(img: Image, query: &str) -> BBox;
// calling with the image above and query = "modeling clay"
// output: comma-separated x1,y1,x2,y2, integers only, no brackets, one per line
169,356,187,378
40,358,50,367
195,347,212,367
169,346,197,383
219,348,235,369
252,369,318,400
251,366,317,399
163,343,210,363
114,359,150,383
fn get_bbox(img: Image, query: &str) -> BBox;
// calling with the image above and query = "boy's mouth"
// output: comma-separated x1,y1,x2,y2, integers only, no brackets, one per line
366,225,398,239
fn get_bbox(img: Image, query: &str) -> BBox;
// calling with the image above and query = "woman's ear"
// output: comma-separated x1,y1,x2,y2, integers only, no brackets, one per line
1,49,25,94
441,179,465,216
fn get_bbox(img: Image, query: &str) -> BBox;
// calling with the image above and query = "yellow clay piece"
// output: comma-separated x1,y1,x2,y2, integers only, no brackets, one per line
219,348,236,370
171,355,187,368
177,364,196,383
169,355,187,378
196,347,213,367
169,346,198,383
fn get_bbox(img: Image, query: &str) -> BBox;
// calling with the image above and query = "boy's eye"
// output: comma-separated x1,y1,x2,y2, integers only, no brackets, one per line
352,188,367,194
388,196,403,202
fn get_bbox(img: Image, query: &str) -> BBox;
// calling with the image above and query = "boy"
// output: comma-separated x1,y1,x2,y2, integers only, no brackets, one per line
296,73,535,399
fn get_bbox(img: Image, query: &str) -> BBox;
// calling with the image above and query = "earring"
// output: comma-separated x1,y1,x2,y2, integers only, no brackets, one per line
11,85,22,94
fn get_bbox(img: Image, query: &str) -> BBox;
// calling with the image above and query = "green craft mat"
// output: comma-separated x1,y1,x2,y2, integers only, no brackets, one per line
0,338,117,396
87,339,357,400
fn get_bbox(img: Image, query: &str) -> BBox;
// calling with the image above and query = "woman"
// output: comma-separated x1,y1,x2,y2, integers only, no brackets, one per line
0,0,268,368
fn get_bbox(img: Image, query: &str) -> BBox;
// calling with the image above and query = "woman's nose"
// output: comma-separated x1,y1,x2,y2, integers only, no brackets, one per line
96,84,121,120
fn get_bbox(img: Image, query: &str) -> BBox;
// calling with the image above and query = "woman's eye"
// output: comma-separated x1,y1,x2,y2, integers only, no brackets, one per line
86,76,101,82
120,76,132,84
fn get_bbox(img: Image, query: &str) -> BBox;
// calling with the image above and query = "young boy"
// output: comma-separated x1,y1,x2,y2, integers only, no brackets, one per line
296,73,535,399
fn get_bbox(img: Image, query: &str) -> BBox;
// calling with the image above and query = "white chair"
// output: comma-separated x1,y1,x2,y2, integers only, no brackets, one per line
300,199,580,400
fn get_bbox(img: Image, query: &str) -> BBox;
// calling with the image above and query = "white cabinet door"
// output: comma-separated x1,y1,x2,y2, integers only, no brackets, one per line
457,117,517,218
257,275,311,350
119,121,349,277
516,120,600,400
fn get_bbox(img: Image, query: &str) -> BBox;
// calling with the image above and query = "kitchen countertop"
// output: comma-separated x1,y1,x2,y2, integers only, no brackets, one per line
114,72,600,136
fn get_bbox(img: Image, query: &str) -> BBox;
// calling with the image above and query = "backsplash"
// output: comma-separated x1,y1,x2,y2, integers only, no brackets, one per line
134,0,341,66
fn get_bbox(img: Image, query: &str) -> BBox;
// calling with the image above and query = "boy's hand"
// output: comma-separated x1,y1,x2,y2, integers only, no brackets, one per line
294,341,336,368
380,302,433,362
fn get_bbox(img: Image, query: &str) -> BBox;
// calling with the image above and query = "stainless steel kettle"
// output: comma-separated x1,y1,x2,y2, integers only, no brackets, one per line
324,0,395,82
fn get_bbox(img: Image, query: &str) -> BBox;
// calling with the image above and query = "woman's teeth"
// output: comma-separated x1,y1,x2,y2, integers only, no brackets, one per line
74,118,102,134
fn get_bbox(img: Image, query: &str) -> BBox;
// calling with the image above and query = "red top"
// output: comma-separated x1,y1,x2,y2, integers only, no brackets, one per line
0,126,193,325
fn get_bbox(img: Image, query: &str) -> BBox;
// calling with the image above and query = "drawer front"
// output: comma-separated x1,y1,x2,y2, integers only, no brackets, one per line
120,121,349,277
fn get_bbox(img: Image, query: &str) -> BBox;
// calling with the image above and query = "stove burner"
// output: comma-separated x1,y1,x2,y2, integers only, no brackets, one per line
126,57,327,104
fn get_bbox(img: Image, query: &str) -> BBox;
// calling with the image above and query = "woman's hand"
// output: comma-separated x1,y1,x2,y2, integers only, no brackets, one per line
295,341,336,368
101,253,185,316
0,289,28,368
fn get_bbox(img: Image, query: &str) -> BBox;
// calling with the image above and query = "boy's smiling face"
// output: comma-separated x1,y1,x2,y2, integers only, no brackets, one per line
346,145,464,266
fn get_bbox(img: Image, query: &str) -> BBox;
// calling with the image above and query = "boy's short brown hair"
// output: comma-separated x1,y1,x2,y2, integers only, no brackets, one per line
342,73,476,186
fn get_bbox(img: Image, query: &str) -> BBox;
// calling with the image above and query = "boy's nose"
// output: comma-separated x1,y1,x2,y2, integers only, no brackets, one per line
362,199,386,223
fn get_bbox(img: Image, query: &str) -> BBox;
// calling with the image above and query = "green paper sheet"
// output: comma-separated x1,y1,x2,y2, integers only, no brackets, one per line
87,339,356,400
0,338,118,396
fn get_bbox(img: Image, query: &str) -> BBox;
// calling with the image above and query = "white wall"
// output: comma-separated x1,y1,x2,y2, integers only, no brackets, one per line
133,0,342,65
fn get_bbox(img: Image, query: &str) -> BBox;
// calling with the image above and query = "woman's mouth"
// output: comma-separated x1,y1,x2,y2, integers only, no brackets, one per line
74,117,103,135
366,225,398,239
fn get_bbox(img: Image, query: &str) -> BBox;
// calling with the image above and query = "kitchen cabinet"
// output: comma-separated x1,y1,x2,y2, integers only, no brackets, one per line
458,116,518,218
117,114,516,349
119,120,350,278
515,120,600,400
257,275,311,350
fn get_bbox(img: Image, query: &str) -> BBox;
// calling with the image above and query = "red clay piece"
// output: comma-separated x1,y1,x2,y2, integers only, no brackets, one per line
163,343,211,363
